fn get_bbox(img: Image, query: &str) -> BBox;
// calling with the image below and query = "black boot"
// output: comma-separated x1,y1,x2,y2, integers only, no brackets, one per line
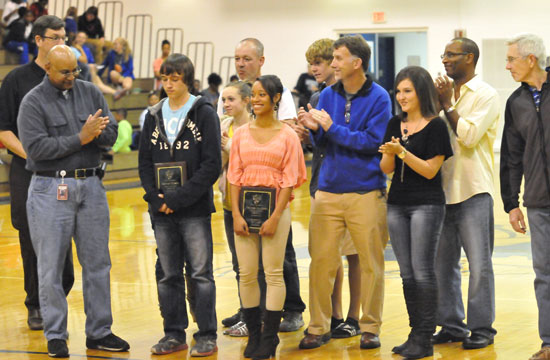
252,310,282,360
392,279,417,354
242,307,262,358
401,282,436,359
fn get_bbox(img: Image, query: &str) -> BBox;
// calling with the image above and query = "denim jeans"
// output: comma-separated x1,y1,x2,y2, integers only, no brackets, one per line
27,175,113,341
10,159,74,310
526,207,550,346
435,193,496,338
223,209,305,313
387,204,445,283
153,214,217,340
5,40,29,64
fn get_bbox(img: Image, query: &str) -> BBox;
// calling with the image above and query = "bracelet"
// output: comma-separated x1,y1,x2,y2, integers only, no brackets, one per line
397,148,407,159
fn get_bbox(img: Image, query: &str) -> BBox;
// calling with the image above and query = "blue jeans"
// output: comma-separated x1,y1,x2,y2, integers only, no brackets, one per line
153,214,217,340
387,204,445,283
5,41,29,64
27,175,113,341
435,193,496,338
526,208,550,346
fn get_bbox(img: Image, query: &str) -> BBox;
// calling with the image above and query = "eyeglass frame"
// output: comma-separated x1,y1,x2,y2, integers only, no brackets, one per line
506,55,527,64
440,51,470,59
41,35,69,42
58,67,82,78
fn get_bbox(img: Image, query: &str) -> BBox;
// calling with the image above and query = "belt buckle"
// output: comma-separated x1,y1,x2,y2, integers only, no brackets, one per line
75,169,86,179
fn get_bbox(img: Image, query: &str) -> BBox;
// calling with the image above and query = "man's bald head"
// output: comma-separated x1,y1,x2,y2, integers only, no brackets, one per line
46,45,79,90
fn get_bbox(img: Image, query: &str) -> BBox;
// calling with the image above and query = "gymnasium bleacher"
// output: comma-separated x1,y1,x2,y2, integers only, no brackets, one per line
0,0,230,200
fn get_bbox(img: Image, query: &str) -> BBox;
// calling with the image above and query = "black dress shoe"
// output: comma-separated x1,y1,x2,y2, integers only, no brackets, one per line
462,333,494,349
360,332,381,349
27,308,43,331
432,329,466,344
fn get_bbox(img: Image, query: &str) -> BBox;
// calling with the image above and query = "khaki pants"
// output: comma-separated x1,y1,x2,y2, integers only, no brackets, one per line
235,207,291,311
308,190,388,335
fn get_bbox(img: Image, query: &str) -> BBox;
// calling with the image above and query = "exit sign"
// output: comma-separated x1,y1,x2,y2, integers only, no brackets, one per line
373,12,386,24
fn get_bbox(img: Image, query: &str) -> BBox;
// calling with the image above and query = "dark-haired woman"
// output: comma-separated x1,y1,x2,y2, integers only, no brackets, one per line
138,53,221,357
379,66,453,359
227,75,307,359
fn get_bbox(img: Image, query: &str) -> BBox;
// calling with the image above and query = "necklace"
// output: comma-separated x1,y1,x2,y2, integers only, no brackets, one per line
402,120,421,143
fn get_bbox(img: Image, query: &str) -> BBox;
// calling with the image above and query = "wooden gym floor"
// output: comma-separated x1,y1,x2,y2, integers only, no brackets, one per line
0,165,540,360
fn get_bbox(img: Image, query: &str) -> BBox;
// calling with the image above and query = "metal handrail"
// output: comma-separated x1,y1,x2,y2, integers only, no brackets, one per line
125,14,152,78
186,41,214,87
97,1,123,42
155,28,184,56
49,0,95,19
218,55,235,85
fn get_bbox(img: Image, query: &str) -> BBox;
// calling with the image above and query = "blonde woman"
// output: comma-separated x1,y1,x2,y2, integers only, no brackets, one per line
98,37,134,99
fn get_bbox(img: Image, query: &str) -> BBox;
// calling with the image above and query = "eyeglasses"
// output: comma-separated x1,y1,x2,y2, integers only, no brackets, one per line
41,35,69,42
344,99,351,123
59,68,81,78
440,52,469,59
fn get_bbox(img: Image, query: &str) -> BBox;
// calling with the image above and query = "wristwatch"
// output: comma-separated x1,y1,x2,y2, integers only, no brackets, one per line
446,105,456,113
397,148,407,159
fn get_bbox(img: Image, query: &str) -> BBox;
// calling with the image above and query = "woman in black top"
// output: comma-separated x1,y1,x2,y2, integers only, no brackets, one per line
379,66,452,359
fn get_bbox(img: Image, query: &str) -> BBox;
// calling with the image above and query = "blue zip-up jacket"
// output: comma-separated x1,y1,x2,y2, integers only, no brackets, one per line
311,75,391,193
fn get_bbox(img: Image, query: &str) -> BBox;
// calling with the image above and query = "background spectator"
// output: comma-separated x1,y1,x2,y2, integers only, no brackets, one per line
111,108,132,154
2,0,27,27
28,0,47,21
200,72,223,107
64,6,77,43
98,37,134,100
2,8,34,64
77,6,110,63
153,39,170,90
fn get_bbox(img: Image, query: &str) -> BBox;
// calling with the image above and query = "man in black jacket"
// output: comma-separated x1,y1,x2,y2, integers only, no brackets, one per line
139,54,221,357
501,33,550,360
0,15,74,332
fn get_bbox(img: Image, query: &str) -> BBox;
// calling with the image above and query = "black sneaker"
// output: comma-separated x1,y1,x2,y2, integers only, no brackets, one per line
331,318,360,338
48,339,69,358
86,333,130,352
221,309,242,327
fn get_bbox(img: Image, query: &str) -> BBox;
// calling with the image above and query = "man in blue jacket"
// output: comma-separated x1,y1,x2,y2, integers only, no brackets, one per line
298,35,391,350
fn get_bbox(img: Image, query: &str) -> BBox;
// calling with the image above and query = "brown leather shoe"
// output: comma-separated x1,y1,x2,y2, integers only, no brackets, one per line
298,333,331,349
361,332,380,349
530,346,550,360
360,332,380,349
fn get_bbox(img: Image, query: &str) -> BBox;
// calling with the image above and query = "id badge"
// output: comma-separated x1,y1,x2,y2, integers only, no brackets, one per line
57,184,68,200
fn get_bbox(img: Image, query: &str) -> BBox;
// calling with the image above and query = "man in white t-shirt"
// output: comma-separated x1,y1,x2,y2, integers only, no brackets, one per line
218,38,306,335
217,38,296,121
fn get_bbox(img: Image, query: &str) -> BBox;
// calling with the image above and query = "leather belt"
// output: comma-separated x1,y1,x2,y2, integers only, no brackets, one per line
35,167,102,179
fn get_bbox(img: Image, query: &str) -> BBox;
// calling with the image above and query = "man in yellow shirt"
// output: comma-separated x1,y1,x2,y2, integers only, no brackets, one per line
432,37,500,349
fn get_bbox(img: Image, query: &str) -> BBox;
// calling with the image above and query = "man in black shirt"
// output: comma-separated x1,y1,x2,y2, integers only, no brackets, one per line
0,15,74,331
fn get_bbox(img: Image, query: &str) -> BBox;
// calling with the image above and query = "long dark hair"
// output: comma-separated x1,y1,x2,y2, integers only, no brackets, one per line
394,66,438,120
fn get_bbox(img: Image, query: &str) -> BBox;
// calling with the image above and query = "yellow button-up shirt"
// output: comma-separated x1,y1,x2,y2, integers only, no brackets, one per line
441,75,500,205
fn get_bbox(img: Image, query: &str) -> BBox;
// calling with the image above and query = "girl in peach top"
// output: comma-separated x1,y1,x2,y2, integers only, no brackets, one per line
227,75,306,359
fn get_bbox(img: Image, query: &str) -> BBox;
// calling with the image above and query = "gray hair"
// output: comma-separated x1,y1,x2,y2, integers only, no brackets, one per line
239,38,264,57
507,33,547,70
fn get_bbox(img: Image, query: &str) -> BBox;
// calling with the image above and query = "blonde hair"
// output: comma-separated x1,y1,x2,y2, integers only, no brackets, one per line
306,38,334,64
114,37,132,63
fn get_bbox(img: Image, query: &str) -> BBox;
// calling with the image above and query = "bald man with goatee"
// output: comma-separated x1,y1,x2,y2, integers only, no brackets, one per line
18,45,129,358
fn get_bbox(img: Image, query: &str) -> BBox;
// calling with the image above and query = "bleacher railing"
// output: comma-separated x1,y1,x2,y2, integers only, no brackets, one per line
155,28,184,56
218,55,235,85
97,1,123,42
125,14,152,79
51,0,95,19
186,41,214,89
